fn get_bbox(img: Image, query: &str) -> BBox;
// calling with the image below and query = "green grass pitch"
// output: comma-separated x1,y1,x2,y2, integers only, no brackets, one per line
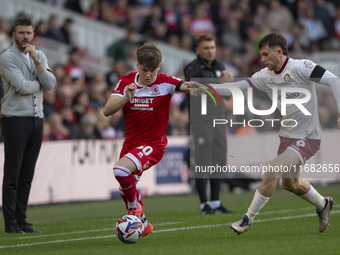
1,183,339,255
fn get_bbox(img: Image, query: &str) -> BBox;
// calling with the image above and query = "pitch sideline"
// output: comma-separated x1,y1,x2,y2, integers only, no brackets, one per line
1,208,339,249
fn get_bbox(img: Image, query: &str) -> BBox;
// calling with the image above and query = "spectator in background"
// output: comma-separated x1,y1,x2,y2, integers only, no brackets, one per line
113,0,130,27
190,1,215,38
48,112,71,140
88,81,107,109
177,0,192,20
98,0,116,24
107,27,143,61
334,6,340,48
210,0,234,39
78,112,102,139
55,85,74,112
42,121,51,141
98,110,118,139
180,32,195,51
299,8,327,47
45,15,65,43
64,0,83,14
221,17,245,53
60,18,74,45
52,63,69,87
60,105,79,137
161,0,182,38
252,4,269,30
314,0,334,39
86,1,100,20
73,91,90,123
64,46,86,80
105,60,129,89
34,19,49,38
70,77,86,96
41,0,67,9
140,4,168,41
267,0,294,34
43,87,57,119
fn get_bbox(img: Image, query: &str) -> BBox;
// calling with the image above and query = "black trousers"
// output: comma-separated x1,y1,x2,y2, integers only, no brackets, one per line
192,124,227,203
2,117,43,226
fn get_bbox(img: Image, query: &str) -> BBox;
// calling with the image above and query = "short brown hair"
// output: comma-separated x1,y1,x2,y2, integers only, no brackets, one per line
258,32,288,56
13,16,34,32
136,43,162,70
196,34,215,46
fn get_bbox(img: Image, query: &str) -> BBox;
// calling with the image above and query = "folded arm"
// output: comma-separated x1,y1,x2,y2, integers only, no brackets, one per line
103,83,136,117
0,55,41,94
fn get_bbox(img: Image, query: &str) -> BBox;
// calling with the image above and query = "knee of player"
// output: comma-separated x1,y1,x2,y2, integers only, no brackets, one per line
281,179,297,192
113,165,132,177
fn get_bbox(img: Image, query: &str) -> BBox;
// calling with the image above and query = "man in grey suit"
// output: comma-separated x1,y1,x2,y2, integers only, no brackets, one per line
0,16,56,234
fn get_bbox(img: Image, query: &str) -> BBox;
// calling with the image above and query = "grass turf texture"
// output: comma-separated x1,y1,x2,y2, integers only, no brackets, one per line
1,183,340,255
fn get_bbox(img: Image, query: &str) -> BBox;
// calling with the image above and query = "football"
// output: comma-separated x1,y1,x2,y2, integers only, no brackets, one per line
115,215,144,244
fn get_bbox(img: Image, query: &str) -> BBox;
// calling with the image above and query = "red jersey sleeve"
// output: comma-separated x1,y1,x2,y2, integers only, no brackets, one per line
111,72,137,97
162,74,183,94
111,79,127,97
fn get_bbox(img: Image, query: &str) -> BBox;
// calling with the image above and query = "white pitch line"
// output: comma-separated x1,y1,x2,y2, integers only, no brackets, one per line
10,206,319,240
0,235,116,249
15,222,180,240
1,210,339,249
153,210,340,233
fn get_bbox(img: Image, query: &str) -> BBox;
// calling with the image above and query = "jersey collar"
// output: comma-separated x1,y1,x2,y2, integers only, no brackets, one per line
274,57,289,75
134,72,157,88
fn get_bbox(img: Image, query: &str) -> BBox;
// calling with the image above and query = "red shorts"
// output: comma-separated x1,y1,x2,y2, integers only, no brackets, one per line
278,136,321,164
120,143,166,178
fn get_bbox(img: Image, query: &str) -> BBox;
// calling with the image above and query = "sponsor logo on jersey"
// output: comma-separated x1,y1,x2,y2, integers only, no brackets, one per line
150,85,160,95
130,97,155,111
304,60,314,69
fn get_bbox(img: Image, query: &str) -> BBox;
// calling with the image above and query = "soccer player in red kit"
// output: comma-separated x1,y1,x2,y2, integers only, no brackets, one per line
103,43,191,238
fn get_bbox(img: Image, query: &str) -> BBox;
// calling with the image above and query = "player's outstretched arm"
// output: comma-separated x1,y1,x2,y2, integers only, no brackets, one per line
179,81,204,95
188,80,251,96
103,83,136,117
318,72,340,128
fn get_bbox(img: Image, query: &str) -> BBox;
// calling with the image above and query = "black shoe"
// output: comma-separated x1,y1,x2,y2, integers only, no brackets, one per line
18,224,40,233
5,224,25,234
201,204,215,215
215,204,234,214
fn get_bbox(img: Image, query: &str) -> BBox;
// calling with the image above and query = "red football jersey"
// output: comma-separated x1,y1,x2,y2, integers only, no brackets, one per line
111,72,183,146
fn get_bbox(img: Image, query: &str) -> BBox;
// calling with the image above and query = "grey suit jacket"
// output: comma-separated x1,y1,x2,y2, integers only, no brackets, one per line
0,43,56,117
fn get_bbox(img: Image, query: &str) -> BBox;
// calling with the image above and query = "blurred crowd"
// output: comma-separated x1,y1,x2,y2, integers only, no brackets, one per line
1,0,340,141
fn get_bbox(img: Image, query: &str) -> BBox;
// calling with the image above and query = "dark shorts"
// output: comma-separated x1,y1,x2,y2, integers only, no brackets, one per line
278,136,321,164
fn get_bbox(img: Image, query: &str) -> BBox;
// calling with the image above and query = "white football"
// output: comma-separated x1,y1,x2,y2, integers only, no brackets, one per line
115,215,144,244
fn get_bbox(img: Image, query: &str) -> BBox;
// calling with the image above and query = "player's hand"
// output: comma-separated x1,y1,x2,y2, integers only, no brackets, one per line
221,70,234,82
180,81,202,95
187,81,205,89
23,44,39,62
186,81,206,96
124,83,137,100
